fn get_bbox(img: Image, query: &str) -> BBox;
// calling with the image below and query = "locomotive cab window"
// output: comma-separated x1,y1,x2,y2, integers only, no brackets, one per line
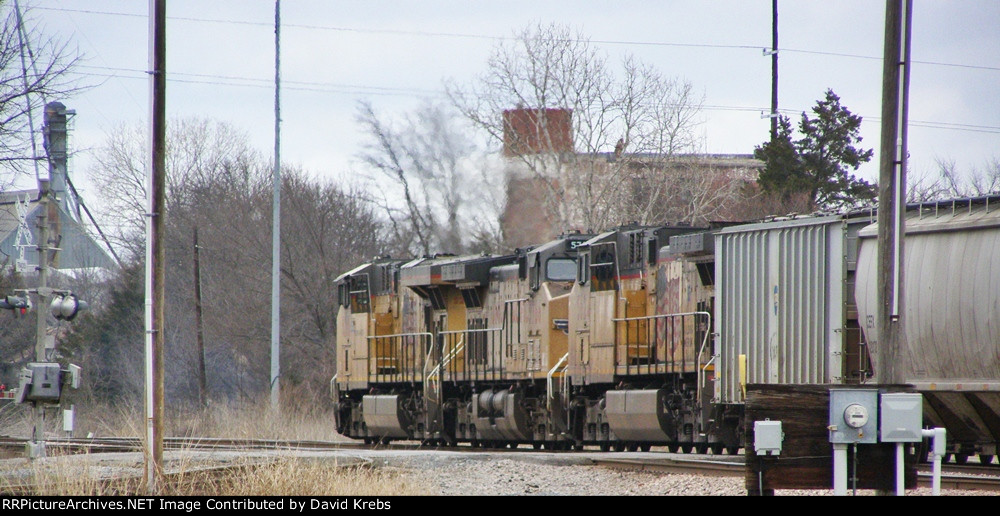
591,244,617,292
546,258,576,282
337,283,350,309
348,276,370,313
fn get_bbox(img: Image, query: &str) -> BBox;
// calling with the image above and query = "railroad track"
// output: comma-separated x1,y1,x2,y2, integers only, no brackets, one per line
0,436,365,455
4,436,998,493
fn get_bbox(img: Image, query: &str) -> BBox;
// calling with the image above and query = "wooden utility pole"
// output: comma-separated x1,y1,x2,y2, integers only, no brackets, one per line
270,0,282,410
194,228,207,410
146,0,166,494
876,0,911,384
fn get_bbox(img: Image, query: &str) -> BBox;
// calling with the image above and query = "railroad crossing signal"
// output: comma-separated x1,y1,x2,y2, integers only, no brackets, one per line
0,295,31,316
50,293,87,321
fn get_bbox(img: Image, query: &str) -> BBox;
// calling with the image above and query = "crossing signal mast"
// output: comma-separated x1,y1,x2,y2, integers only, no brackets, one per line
0,182,88,459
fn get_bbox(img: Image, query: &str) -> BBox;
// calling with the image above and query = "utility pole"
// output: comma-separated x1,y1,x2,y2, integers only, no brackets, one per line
876,0,911,385
145,0,167,494
194,228,207,410
270,0,282,411
770,0,779,141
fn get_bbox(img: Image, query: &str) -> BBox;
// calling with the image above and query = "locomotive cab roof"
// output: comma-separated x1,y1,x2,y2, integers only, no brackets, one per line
399,253,517,289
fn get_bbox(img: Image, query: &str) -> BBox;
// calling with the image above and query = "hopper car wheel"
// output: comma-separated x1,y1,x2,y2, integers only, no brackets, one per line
613,442,626,452
668,444,680,453
640,444,651,452
943,453,952,463
364,438,373,445
710,444,723,455
627,443,639,452
681,445,693,454
696,443,708,455
509,442,519,449
979,454,994,465
725,446,739,455
381,437,392,446
600,442,611,452
955,453,970,465
533,442,542,450
574,443,584,451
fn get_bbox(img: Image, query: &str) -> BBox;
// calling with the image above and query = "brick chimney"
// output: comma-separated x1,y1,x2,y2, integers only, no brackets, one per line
502,108,572,156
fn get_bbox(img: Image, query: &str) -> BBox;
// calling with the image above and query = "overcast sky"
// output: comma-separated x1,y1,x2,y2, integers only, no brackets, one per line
13,0,1000,204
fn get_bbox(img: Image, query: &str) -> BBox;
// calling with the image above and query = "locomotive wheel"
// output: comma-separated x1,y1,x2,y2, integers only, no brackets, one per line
668,444,680,453
639,443,651,452
695,443,708,455
710,444,723,455
979,454,995,465
725,446,739,455
600,442,611,452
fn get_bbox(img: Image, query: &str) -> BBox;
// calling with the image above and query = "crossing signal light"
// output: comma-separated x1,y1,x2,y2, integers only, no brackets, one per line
50,293,87,321
0,295,30,316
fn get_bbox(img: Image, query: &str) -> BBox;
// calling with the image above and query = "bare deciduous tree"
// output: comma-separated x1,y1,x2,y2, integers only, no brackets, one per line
89,118,263,261
907,157,1000,202
448,22,706,243
0,2,87,186
356,100,502,255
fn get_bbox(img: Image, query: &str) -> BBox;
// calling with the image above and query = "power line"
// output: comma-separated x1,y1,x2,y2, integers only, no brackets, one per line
36,6,1000,73
70,65,1000,135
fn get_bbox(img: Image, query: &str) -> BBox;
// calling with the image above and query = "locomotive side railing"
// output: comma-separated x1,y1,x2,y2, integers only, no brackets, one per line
612,311,712,380
367,331,433,385
439,328,498,383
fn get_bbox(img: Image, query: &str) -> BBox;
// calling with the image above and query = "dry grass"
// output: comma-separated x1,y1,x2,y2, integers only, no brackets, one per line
69,399,349,442
1,454,428,496
1,400,430,496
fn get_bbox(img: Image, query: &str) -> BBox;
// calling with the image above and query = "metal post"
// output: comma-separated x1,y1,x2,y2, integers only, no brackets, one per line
833,443,848,495
770,0,778,141
28,183,52,459
895,442,905,495
270,0,282,411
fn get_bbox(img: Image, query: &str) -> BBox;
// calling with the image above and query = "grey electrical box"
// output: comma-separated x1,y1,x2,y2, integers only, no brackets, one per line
880,393,923,443
829,388,878,444
754,419,783,455
17,363,63,403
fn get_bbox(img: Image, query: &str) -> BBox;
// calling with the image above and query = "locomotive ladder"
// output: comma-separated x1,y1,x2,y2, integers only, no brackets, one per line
422,337,465,441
